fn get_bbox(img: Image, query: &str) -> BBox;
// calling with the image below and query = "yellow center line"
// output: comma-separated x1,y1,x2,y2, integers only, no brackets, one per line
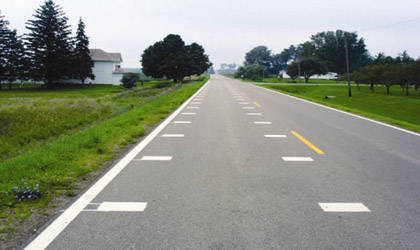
253,102,262,108
291,131,325,155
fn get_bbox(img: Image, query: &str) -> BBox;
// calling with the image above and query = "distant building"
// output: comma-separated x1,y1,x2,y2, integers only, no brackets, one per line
220,63,238,70
88,49,132,85
217,63,239,75
206,66,215,74
278,70,338,80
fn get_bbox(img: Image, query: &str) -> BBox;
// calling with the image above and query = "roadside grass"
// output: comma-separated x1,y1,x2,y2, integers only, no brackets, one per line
0,76,208,238
243,77,345,84
260,84,420,132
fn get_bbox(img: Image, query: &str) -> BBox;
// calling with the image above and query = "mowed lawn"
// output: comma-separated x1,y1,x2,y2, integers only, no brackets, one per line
260,84,420,132
244,77,344,84
0,77,207,239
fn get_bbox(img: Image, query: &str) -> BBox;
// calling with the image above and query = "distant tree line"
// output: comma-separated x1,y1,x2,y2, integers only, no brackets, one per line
235,30,369,82
141,34,212,83
0,0,94,89
353,55,420,95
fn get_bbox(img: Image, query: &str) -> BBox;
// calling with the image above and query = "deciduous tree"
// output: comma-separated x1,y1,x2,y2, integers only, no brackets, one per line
141,34,211,83
186,43,212,76
244,46,272,68
310,30,368,74
286,58,327,83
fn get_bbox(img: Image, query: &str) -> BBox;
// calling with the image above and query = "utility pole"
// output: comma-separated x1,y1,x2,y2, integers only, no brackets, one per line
297,52,301,83
344,32,352,97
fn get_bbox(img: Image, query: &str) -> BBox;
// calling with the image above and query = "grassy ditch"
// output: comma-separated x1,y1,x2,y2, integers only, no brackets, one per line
260,84,420,132
0,76,208,241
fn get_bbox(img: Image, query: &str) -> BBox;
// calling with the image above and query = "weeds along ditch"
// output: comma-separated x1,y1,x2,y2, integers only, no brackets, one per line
0,77,208,236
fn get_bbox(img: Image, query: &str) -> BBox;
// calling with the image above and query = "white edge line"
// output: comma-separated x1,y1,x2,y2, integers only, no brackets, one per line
252,84,420,137
23,80,211,250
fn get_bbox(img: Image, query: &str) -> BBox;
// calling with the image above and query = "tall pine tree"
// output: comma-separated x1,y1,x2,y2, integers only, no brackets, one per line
0,12,11,89
74,17,94,84
25,0,73,86
4,30,26,89
0,12,27,90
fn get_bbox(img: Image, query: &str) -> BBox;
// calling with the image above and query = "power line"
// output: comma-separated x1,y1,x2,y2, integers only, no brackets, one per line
362,17,420,31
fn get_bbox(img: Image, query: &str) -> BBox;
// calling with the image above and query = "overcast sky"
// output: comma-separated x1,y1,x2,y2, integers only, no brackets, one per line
2,0,420,69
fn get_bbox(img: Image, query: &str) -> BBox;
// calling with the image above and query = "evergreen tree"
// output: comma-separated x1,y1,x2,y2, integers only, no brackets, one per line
0,13,27,90
4,30,26,90
74,18,94,84
0,12,11,89
25,0,73,86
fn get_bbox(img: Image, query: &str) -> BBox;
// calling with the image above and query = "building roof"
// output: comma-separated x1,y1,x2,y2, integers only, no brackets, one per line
113,68,133,74
90,49,123,62
109,53,123,62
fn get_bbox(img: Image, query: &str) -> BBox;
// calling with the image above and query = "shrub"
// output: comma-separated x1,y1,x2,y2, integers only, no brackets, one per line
234,65,268,80
121,73,140,89
250,74,262,81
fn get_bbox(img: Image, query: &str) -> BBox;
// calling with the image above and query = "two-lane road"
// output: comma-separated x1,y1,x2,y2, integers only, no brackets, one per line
24,75,420,249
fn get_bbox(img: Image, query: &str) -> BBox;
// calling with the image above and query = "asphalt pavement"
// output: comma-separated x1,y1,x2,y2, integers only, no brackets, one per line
23,75,420,249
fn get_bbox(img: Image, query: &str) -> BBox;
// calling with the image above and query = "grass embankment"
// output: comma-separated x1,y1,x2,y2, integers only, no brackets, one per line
260,84,420,132
0,77,208,239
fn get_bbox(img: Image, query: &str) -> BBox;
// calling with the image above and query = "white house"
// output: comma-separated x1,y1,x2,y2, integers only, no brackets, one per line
88,49,130,85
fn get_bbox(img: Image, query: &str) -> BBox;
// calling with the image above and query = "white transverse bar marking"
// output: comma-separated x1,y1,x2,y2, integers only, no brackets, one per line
254,121,272,124
162,134,184,137
190,102,201,104
264,135,287,138
181,112,196,115
97,202,147,212
140,156,172,161
239,102,250,104
318,203,370,212
243,107,255,109
187,106,199,109
247,113,262,115
282,157,313,161
174,121,191,124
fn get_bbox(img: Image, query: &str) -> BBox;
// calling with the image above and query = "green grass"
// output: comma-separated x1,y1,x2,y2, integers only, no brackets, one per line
260,84,420,132
243,77,345,84
0,76,208,235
